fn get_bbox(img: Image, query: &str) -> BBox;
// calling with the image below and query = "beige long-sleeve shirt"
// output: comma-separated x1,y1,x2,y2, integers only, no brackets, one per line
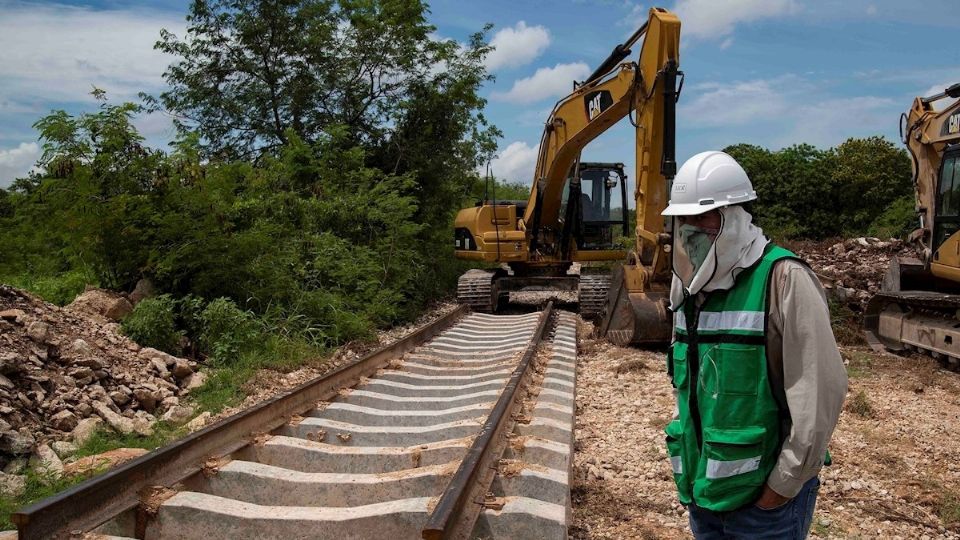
675,259,848,499
764,259,848,497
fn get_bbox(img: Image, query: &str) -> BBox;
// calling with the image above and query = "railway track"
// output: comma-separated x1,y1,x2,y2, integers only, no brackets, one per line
14,303,578,540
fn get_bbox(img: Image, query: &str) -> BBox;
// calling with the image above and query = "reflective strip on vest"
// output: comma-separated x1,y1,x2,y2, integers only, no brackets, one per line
670,456,683,474
674,310,765,333
705,456,761,479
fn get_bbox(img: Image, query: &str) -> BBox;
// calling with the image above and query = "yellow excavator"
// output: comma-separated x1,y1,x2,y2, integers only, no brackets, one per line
453,7,680,345
864,82,960,367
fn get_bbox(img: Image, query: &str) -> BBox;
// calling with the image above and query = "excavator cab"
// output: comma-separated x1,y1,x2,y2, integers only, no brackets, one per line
559,163,629,253
933,146,960,257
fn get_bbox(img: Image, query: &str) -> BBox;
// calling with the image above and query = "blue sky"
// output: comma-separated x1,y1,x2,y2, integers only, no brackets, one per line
1,0,959,188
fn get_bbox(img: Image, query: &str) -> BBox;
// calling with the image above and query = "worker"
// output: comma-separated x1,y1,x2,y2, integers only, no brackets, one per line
661,151,848,539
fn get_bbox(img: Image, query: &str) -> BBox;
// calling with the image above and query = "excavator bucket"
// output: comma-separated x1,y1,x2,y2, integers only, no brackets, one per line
599,266,672,346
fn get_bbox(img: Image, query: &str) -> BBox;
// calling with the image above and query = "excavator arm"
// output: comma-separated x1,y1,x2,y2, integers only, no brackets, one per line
524,7,681,270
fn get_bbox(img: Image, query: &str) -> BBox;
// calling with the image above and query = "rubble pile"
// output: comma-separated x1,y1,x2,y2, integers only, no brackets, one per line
0,285,205,495
791,237,919,311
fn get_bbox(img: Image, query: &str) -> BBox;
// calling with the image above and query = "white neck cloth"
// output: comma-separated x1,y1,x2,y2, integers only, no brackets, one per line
668,205,769,311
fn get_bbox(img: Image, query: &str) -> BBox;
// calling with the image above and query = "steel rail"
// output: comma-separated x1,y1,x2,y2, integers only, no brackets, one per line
13,305,469,540
421,301,555,540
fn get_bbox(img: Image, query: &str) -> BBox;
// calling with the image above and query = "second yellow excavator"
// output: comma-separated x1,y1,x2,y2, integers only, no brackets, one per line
453,7,681,345
864,83,960,367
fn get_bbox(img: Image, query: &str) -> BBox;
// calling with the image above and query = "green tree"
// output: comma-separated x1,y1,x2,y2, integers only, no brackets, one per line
14,93,165,289
726,137,912,240
832,136,912,235
151,0,498,305
152,0,466,159
725,143,837,239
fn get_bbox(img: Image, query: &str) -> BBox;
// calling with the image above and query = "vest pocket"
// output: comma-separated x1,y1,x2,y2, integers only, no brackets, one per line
664,420,692,503
671,342,689,389
700,426,766,498
713,344,760,396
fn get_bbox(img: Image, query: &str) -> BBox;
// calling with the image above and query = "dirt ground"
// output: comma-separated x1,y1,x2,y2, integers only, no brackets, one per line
572,319,960,540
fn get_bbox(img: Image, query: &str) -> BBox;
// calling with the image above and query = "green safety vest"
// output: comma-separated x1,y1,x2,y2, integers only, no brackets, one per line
666,243,799,512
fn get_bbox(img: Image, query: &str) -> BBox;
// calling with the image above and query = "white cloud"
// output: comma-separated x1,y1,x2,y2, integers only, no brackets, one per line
490,141,539,183
624,3,647,24
923,83,959,110
0,4,183,107
719,37,735,50
866,4,878,15
133,111,178,143
679,74,899,150
492,62,591,104
671,0,799,41
486,21,551,72
0,142,41,188
681,79,789,126
781,96,895,148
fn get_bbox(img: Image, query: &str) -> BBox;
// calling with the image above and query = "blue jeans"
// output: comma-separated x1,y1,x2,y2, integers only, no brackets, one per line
687,477,820,540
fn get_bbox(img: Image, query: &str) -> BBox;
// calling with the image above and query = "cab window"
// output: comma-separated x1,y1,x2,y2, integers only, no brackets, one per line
935,154,960,251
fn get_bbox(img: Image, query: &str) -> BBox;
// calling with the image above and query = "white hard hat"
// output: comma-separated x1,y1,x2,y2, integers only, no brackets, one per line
662,151,757,216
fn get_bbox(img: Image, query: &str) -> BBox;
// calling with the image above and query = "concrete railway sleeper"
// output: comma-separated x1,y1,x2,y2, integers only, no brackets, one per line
13,304,579,540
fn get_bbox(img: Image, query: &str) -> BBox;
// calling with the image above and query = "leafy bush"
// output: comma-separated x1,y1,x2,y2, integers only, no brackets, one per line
121,295,182,354
846,389,875,418
190,334,318,412
867,195,917,239
200,298,262,365
0,269,96,306
828,298,865,346
468,177,530,202
175,294,207,347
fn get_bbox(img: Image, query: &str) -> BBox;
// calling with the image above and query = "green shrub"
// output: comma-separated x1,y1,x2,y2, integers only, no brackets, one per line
940,490,960,527
121,295,182,354
828,299,865,346
189,333,318,413
846,390,874,418
867,195,917,239
1,269,96,306
200,297,262,365
175,294,207,345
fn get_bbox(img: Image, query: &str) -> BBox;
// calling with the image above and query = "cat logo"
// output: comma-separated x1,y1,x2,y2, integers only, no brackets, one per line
584,90,613,121
950,113,960,135
588,94,603,120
